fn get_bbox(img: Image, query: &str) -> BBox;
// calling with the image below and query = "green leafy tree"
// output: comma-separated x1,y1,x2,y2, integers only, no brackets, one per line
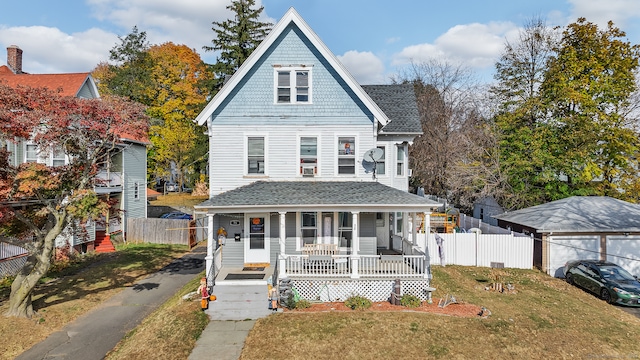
94,26,154,105
540,18,640,201
491,18,558,209
94,32,213,190
492,18,640,209
203,0,272,91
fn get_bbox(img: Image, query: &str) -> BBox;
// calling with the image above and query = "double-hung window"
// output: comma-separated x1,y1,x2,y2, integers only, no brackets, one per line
300,136,317,175
51,147,65,167
25,144,38,163
396,144,405,176
301,212,317,246
247,137,265,175
338,137,355,174
338,212,352,248
275,67,311,104
376,146,386,175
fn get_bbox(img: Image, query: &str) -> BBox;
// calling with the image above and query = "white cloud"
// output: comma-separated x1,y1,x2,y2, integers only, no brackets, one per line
567,0,640,29
337,50,386,85
392,21,520,70
0,26,116,73
86,0,273,64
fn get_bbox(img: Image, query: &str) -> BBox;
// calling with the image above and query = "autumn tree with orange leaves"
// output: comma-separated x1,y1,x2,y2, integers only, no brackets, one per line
0,84,148,318
94,30,212,190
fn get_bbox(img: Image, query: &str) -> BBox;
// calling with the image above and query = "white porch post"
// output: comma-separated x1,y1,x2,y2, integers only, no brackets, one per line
350,211,360,279
423,211,431,279
205,213,215,287
402,211,408,244
279,211,287,279
411,212,418,245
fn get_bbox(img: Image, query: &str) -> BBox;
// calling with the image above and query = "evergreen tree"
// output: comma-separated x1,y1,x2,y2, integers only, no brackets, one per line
203,0,272,90
95,26,155,105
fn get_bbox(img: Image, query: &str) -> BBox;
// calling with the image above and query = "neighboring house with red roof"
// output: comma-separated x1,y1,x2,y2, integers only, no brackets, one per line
0,45,148,256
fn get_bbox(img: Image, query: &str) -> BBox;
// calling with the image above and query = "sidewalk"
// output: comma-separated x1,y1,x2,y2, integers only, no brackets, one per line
16,246,207,360
188,277,276,360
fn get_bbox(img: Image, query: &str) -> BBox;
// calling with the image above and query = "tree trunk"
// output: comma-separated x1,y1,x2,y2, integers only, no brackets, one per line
4,230,57,318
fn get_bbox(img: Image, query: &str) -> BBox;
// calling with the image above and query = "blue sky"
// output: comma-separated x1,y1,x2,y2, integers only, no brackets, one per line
2,0,640,84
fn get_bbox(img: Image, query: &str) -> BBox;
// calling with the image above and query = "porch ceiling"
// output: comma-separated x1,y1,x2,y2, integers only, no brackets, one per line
194,181,441,213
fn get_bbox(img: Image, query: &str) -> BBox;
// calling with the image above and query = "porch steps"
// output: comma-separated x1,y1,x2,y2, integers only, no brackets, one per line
94,232,116,253
206,283,275,320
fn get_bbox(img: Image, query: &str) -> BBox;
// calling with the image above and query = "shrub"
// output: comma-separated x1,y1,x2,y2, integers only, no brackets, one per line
400,294,421,308
344,295,372,310
295,299,311,309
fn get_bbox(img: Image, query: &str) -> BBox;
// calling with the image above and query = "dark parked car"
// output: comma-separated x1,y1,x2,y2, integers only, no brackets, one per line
160,212,193,220
564,260,640,306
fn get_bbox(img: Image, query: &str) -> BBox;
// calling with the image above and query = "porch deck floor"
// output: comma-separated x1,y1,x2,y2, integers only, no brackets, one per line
215,265,275,285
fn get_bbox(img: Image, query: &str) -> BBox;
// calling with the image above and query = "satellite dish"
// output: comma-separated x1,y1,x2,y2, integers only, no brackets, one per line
362,160,376,173
363,148,383,162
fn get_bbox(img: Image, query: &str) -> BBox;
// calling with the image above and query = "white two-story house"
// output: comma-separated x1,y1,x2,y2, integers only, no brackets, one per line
0,45,148,254
195,8,441,301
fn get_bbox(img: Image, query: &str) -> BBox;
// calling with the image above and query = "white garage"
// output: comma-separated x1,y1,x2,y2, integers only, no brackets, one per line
495,196,640,278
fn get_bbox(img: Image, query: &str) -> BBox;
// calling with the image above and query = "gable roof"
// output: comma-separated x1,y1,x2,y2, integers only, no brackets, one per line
195,7,388,127
361,84,422,134
0,66,98,98
0,65,148,144
493,196,640,233
195,180,441,213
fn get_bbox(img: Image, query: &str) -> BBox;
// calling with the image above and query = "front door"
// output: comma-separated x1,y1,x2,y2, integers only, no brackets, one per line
244,214,270,264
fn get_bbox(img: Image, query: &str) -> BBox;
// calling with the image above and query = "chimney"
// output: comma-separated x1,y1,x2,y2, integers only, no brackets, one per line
7,45,23,74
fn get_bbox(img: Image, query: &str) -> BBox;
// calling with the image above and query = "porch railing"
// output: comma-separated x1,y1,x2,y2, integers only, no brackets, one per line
282,253,426,279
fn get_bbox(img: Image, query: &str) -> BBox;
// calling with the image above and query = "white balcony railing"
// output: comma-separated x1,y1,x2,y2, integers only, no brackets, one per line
94,170,122,190
282,253,427,279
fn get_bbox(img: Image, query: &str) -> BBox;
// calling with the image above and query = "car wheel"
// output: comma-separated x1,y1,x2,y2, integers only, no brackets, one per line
600,288,613,304
566,273,574,285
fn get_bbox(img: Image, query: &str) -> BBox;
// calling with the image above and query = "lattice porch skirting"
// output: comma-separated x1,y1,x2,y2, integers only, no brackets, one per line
287,278,433,302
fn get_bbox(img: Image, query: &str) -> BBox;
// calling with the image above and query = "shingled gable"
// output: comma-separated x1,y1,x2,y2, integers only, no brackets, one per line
195,7,389,127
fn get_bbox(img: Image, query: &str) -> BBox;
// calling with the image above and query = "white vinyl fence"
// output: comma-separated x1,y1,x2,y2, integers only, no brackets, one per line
415,232,534,269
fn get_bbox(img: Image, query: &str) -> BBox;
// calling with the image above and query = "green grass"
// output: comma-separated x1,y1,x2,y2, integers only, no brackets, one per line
0,243,189,360
240,266,640,359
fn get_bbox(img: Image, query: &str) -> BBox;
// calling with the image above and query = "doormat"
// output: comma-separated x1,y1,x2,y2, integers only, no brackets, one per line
225,273,265,280
242,267,265,271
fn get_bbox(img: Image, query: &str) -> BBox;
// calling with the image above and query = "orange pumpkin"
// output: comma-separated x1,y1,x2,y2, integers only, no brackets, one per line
209,294,217,301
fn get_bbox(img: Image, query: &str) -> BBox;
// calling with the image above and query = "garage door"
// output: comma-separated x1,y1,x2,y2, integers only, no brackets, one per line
548,236,599,277
606,236,640,277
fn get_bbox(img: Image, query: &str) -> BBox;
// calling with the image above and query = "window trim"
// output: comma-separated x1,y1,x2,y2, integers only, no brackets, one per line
299,135,319,176
273,66,313,104
24,143,38,163
337,136,356,175
396,144,405,176
376,145,386,176
298,211,319,250
245,135,267,176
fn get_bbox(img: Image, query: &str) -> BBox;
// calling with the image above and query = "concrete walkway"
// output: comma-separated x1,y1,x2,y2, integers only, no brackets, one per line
16,246,207,360
188,279,277,360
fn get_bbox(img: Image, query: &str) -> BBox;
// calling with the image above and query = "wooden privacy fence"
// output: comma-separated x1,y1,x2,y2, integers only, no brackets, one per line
127,218,196,247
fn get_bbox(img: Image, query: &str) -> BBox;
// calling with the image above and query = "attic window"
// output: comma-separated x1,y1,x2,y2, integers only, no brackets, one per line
275,67,311,104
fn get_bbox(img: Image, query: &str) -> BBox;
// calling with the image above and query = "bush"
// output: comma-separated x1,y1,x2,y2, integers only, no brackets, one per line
344,295,372,310
295,299,311,309
400,294,421,308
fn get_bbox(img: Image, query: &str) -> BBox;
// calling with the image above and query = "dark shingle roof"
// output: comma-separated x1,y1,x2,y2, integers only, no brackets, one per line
195,181,440,213
361,84,422,134
494,196,640,233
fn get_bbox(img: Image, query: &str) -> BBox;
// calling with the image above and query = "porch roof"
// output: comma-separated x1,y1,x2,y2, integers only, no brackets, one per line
194,181,442,213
